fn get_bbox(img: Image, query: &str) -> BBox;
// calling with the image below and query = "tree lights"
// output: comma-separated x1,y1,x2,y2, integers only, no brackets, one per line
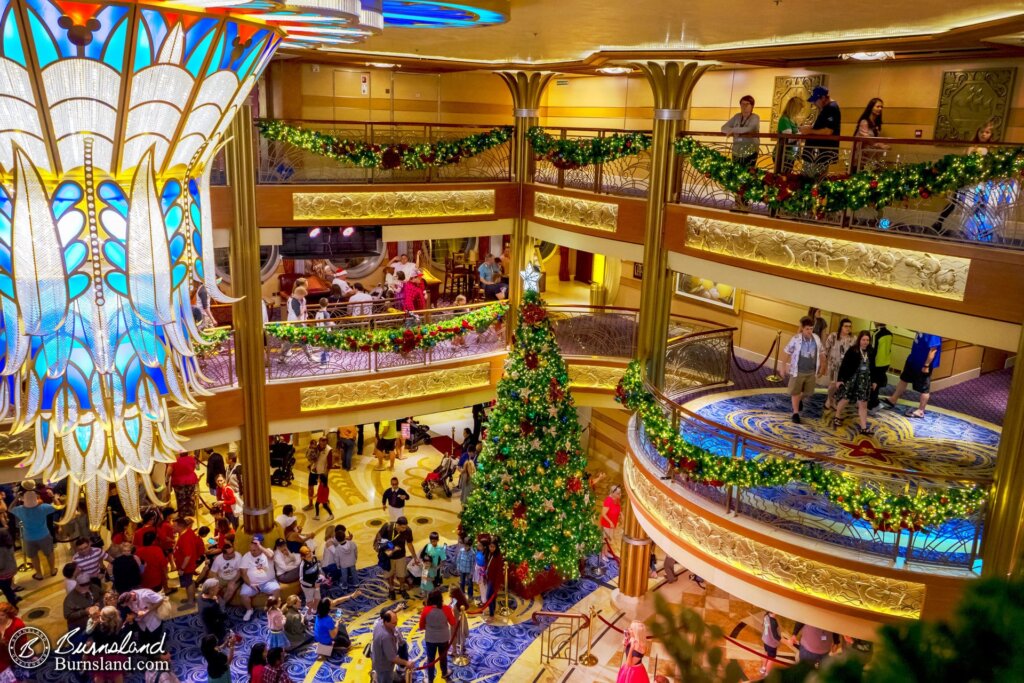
615,361,986,533
526,126,653,170
461,287,601,582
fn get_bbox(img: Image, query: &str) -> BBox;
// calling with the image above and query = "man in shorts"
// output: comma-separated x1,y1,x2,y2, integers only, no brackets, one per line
209,542,243,606
303,438,328,511
375,516,415,601
783,316,824,424
883,331,942,418
239,536,280,621
374,420,399,471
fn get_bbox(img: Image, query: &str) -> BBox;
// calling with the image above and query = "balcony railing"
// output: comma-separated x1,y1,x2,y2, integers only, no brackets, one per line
633,373,989,571
530,126,652,197
245,119,514,185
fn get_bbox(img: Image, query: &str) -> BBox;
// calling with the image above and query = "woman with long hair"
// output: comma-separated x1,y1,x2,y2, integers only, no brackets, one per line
776,95,805,174
833,331,877,434
484,539,504,619
617,620,650,683
202,633,236,683
853,98,889,170
247,642,268,683
823,318,855,411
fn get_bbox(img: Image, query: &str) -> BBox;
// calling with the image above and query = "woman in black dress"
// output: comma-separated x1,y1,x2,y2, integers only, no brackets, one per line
833,330,876,435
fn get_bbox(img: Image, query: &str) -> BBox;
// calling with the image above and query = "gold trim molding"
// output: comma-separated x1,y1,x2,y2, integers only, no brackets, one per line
534,192,618,233
624,455,925,618
300,363,492,411
686,216,971,301
293,190,495,221
568,364,626,390
169,404,209,432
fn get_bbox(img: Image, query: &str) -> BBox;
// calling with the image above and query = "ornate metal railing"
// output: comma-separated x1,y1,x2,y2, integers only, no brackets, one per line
664,327,735,399
633,377,989,570
531,610,593,668
247,119,514,185
546,305,640,359
530,126,653,197
676,131,1024,249
195,328,236,390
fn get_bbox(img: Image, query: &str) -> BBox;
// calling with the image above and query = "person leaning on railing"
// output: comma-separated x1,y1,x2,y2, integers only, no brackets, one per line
776,96,804,174
721,95,761,170
799,85,841,179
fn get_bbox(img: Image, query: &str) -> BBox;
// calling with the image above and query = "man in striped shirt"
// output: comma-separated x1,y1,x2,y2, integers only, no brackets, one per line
72,537,109,582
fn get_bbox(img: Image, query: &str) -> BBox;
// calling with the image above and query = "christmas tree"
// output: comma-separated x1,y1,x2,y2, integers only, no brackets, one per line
461,268,602,582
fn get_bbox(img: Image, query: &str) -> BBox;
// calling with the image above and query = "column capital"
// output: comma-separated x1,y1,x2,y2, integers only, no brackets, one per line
496,71,555,114
631,60,713,111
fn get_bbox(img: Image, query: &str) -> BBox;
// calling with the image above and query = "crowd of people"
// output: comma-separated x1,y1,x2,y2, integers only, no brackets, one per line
784,308,941,431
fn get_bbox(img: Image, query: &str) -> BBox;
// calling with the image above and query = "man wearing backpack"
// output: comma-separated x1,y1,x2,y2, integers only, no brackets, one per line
374,517,415,601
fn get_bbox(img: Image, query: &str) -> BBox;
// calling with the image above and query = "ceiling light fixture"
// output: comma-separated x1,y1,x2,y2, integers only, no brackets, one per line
598,66,632,75
309,227,323,238
840,51,895,61
367,62,398,68
342,226,356,237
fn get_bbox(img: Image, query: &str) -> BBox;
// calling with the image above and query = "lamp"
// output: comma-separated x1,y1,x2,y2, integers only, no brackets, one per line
840,51,895,61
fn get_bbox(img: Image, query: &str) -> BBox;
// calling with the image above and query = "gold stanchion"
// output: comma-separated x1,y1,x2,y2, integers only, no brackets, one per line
765,330,784,383
496,562,514,624
451,610,470,666
578,605,598,666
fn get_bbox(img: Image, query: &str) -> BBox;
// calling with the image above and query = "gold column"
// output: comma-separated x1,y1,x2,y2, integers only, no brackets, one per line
618,495,653,598
225,105,273,534
981,327,1024,577
497,71,553,327
632,61,711,388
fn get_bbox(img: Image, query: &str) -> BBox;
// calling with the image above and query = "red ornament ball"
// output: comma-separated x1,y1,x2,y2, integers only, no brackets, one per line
513,501,527,519
567,477,582,493
555,450,569,466
524,352,539,370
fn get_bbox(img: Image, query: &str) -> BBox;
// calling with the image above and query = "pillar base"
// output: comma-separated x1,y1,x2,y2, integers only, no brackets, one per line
610,588,656,622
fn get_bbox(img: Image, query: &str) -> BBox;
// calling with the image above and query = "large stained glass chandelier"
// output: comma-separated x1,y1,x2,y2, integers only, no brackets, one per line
0,0,383,528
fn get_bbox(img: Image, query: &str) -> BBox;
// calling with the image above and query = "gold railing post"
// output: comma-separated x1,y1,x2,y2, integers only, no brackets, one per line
578,606,597,666
632,61,711,390
497,561,513,624
765,330,783,383
225,105,273,534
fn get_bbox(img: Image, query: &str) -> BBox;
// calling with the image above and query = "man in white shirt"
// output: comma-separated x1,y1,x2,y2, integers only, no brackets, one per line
349,283,374,316
389,254,418,282
209,543,243,605
239,536,280,621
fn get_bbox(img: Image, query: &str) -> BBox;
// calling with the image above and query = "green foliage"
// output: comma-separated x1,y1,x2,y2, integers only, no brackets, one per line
674,136,1024,214
648,593,744,683
460,289,602,581
614,360,984,531
266,302,507,354
256,119,513,170
526,126,653,169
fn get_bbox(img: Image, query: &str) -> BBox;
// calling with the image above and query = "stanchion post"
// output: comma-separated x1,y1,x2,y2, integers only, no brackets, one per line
578,605,598,666
497,562,513,624
765,331,783,383
452,610,470,666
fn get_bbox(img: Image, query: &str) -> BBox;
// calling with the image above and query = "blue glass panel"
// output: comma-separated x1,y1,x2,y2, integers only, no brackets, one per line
125,417,140,442
161,180,181,211
184,21,217,78
206,31,225,75
27,11,58,67
2,6,25,67
133,19,152,72
0,274,12,299
102,241,125,270
382,2,505,27
171,263,186,289
188,178,199,198
105,271,128,296
168,234,184,262
84,5,129,61
235,33,266,79
67,367,91,409
41,375,58,407
68,273,90,299
191,230,202,253
103,16,128,69
64,242,86,271
139,8,168,60
123,360,139,404
98,181,128,216
75,424,91,453
195,259,204,279
165,206,183,234
52,181,82,220
0,246,11,273
189,202,201,230
143,364,168,394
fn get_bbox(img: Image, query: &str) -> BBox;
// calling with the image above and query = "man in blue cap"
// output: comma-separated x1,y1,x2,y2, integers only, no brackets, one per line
799,85,841,178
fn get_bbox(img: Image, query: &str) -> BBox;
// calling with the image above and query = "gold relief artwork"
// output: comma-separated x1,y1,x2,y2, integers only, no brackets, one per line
624,457,925,618
568,365,626,389
169,404,208,432
0,430,35,462
686,217,971,301
533,192,619,232
770,75,826,132
293,190,495,221
301,363,492,411
935,68,1017,141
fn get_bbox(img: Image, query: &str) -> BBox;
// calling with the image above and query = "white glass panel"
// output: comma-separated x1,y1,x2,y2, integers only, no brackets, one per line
42,59,120,107
120,136,169,173
51,100,117,137
192,71,238,110
179,103,224,140
128,65,193,109
57,135,114,172
125,102,180,140
0,58,35,103
0,132,50,172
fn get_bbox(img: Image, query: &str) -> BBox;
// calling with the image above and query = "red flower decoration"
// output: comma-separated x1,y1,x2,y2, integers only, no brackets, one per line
555,450,569,466
520,419,534,436
524,352,539,369
380,147,402,169
513,501,527,519
567,477,582,493
522,304,547,325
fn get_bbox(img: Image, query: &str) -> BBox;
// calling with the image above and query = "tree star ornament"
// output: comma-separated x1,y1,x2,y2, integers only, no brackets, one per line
520,262,543,293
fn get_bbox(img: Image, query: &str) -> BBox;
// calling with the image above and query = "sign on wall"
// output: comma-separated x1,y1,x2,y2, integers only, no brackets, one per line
934,68,1017,141
770,75,827,132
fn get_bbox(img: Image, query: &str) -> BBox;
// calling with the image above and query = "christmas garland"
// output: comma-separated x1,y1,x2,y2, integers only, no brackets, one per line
526,126,653,169
196,327,232,359
615,361,986,533
674,136,1024,214
256,119,513,171
266,302,507,354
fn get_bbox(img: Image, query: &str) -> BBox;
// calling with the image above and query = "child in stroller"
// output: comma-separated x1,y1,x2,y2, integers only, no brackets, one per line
421,453,458,499
405,418,432,453
270,436,296,486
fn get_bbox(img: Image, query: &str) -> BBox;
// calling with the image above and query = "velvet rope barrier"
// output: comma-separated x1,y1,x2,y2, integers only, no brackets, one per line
731,336,778,374
466,588,500,615
595,612,792,668
602,536,620,563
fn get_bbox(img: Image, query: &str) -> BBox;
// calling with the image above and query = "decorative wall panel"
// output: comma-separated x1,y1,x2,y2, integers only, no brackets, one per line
770,75,827,132
300,363,492,411
935,68,1017,141
293,190,495,220
169,404,209,432
533,192,618,232
625,456,925,618
0,430,34,463
567,365,626,390
686,216,971,301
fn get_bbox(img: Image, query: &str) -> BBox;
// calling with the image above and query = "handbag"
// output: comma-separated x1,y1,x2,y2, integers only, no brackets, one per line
155,596,174,621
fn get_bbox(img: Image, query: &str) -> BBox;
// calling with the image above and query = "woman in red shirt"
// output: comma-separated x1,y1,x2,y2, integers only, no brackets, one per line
215,475,240,528
168,452,199,518
135,531,168,592
600,485,622,560
172,518,205,608
484,540,504,619
0,601,25,679
399,270,427,311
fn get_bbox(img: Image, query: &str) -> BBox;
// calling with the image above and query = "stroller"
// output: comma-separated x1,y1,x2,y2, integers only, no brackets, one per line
269,438,296,487
421,454,458,499
405,418,432,453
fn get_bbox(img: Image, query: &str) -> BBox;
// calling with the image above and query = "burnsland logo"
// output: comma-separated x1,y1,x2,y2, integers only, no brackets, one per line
8,626,50,669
